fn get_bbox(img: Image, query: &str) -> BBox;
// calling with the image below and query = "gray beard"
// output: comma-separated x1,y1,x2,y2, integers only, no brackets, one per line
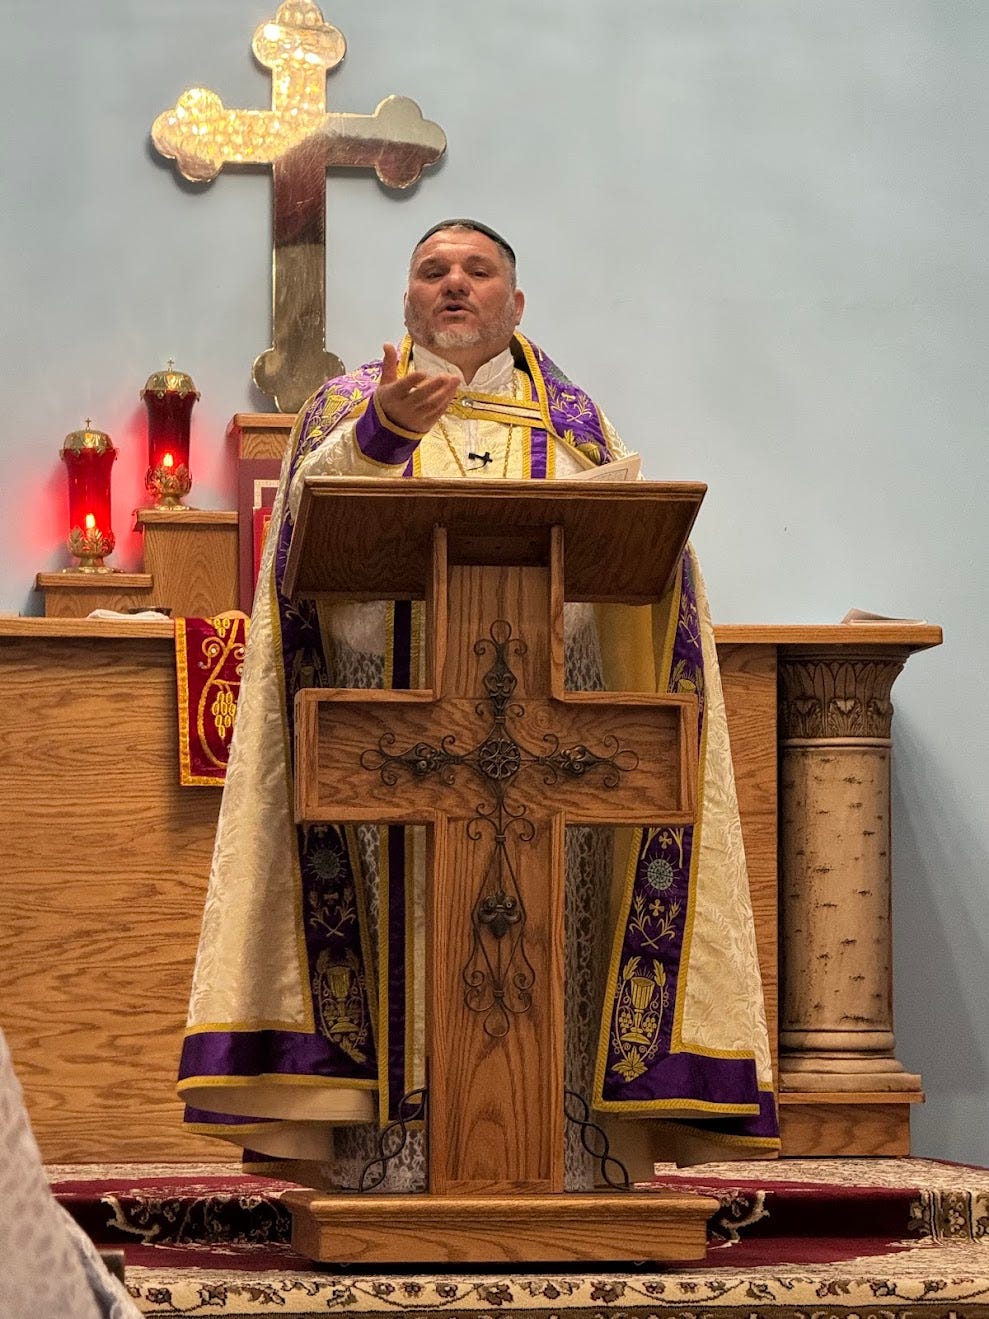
406,298,518,359
430,327,487,351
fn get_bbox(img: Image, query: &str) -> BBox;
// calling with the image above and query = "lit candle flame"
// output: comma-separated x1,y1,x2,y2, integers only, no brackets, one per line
85,513,96,532
163,452,174,469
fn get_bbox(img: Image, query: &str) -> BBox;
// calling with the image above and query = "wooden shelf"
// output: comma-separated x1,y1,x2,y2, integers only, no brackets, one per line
714,622,943,651
779,1091,925,1106
0,617,173,640
227,411,295,460
35,571,155,619
135,509,238,527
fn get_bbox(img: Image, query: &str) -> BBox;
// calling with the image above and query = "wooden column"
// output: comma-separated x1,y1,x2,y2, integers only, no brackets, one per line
776,635,933,1155
716,623,941,1156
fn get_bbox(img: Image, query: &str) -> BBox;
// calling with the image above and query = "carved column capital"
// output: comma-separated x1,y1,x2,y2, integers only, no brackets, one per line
779,652,907,741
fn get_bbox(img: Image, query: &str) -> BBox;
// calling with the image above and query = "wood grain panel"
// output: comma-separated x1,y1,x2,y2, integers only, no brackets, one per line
779,1096,917,1156
0,632,225,1162
286,480,704,604
428,816,566,1193
227,412,295,460
285,1189,718,1264
716,642,779,1080
443,561,553,698
137,511,239,618
299,695,693,827
36,572,155,619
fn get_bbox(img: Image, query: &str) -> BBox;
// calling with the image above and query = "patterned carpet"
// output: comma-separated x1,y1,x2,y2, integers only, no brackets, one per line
48,1158,989,1318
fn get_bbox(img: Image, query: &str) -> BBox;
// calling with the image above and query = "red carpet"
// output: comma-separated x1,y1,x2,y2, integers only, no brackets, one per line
46,1157,989,1317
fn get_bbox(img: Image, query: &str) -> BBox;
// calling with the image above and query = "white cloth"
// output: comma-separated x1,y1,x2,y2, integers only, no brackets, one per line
0,1030,142,1319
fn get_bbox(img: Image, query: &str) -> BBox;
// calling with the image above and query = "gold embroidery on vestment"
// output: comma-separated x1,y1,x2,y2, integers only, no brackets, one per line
313,947,370,1066
611,956,668,1083
434,371,524,477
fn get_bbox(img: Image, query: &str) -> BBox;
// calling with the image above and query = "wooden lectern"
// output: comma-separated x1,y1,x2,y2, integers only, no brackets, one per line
281,478,720,1264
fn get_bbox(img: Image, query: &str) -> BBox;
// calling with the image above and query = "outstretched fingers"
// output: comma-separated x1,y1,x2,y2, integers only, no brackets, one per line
376,354,460,434
380,342,400,386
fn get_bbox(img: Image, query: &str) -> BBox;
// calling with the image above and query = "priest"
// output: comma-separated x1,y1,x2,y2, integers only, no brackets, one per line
178,219,778,1182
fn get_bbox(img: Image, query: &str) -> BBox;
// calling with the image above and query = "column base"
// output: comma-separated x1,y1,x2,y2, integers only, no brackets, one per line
779,1091,923,1157
781,1055,923,1094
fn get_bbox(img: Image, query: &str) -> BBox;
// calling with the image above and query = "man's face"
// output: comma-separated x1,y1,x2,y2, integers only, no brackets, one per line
403,229,524,366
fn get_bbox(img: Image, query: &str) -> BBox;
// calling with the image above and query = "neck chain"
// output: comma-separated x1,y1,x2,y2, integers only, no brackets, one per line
435,371,521,478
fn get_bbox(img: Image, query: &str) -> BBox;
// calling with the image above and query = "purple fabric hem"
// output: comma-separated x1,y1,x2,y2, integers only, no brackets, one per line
601,1047,761,1109
666,1089,781,1142
706,1089,780,1141
183,1106,271,1128
179,1029,376,1084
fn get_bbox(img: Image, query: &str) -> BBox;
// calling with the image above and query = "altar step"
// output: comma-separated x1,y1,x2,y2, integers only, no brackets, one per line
48,1157,989,1317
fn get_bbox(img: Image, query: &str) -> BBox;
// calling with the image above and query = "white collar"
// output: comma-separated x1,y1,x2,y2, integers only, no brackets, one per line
410,344,515,394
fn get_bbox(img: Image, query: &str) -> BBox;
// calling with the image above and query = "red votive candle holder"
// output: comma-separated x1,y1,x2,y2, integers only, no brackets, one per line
60,421,118,572
142,362,199,509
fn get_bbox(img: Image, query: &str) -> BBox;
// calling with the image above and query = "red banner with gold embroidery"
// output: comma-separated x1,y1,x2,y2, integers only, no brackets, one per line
174,613,249,786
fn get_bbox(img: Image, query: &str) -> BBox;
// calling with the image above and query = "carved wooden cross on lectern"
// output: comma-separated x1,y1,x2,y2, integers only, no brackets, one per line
152,0,446,412
284,480,714,1263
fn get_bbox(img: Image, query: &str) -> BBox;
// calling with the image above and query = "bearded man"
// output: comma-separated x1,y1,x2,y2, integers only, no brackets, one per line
178,220,778,1183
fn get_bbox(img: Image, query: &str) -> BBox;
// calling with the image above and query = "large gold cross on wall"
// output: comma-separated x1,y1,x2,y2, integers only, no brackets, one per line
152,0,447,413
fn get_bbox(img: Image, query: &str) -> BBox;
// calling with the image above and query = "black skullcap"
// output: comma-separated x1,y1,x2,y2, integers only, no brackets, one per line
413,218,516,268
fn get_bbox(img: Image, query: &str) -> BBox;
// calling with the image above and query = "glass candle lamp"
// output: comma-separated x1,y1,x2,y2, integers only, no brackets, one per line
60,422,117,572
142,362,199,508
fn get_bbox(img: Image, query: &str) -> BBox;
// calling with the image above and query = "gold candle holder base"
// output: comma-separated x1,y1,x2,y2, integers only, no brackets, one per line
65,525,116,574
151,498,195,512
146,461,193,511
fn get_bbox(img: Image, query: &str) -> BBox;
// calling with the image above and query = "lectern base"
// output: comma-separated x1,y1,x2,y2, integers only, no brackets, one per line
282,1190,718,1265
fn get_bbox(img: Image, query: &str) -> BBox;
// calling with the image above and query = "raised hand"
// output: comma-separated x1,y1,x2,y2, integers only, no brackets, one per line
375,342,460,435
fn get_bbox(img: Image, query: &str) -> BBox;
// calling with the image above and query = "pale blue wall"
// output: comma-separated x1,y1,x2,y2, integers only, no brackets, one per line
2,1,986,1162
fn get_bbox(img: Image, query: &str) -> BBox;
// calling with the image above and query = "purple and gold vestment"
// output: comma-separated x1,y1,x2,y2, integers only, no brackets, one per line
178,334,778,1168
